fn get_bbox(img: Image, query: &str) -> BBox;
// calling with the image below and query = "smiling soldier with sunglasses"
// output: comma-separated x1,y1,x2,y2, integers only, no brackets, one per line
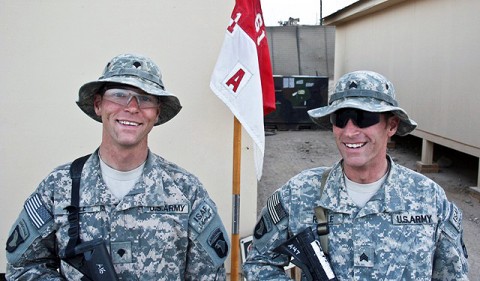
244,71,469,280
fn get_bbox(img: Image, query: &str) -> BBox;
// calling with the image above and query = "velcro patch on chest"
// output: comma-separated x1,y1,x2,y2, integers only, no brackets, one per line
354,246,374,267
111,241,132,264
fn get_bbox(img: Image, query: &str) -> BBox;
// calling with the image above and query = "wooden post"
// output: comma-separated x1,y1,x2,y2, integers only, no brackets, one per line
230,117,242,281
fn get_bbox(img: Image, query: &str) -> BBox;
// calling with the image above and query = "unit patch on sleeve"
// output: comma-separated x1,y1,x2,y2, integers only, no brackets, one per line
189,200,215,234
208,227,229,259
24,194,52,229
448,203,462,232
254,214,272,239
6,219,30,253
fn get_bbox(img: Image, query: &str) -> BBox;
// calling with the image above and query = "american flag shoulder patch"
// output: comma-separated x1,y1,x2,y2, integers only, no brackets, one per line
267,192,287,224
24,194,53,229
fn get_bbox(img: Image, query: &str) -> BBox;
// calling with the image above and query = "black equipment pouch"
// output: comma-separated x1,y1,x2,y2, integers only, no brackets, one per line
63,239,118,281
61,154,119,281
274,227,337,281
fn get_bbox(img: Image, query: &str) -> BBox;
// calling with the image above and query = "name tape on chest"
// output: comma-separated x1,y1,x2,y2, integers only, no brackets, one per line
148,204,189,214
392,213,436,225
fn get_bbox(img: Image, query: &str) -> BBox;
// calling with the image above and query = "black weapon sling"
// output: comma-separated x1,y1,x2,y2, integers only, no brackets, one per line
64,154,91,258
62,154,119,281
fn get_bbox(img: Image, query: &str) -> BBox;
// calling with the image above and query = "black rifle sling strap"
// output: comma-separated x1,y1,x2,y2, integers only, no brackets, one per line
314,168,332,254
64,154,91,258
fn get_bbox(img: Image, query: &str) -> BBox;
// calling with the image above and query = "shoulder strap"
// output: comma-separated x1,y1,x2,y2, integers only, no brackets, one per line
319,168,331,196
64,154,91,258
314,168,332,254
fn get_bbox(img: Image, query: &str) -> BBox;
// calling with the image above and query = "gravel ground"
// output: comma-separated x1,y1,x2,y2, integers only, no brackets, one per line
258,129,480,280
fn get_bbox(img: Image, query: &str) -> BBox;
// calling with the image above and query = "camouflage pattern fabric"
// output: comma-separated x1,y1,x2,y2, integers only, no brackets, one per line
243,156,468,280
6,151,229,280
308,71,417,136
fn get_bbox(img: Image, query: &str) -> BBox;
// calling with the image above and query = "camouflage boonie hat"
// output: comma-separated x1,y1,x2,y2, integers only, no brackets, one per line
77,53,182,126
308,70,417,136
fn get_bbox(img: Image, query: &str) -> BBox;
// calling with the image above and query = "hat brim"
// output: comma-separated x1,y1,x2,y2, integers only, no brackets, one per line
308,97,417,136
77,76,182,126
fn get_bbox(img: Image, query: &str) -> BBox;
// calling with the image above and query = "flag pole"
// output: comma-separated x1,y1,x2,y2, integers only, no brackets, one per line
231,116,242,281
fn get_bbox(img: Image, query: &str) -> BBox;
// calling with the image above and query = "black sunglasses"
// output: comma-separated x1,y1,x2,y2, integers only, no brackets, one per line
330,108,382,128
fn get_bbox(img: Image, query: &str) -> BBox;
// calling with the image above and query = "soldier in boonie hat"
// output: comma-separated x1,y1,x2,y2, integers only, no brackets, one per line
243,70,469,280
308,70,417,136
6,53,230,280
77,53,182,126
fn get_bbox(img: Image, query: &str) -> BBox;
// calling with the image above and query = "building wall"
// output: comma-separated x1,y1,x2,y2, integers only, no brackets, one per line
0,0,260,272
325,0,480,171
267,25,335,77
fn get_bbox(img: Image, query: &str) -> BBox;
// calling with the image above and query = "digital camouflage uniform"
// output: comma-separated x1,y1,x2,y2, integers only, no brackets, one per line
6,151,229,280
243,157,469,280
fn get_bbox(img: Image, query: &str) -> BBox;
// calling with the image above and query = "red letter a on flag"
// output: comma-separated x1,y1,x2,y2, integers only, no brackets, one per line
225,68,246,93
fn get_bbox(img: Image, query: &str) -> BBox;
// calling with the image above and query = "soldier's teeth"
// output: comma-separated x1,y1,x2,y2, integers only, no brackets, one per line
345,143,365,148
119,120,139,126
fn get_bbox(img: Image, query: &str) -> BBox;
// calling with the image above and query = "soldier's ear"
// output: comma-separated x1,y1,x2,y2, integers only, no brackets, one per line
386,115,399,137
93,95,102,116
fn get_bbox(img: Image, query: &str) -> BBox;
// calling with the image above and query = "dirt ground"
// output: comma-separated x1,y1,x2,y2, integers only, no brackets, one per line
258,129,480,280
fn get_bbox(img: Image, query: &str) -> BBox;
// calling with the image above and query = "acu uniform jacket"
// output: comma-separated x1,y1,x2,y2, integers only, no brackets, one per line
6,151,229,280
243,156,468,281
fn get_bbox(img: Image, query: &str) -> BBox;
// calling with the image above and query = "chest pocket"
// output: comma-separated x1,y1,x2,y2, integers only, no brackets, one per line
378,213,437,279
119,204,189,251
55,205,110,249
327,212,437,280
109,205,190,279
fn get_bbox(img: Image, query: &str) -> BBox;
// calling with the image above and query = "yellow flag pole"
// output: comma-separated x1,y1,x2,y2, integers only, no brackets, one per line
230,117,242,281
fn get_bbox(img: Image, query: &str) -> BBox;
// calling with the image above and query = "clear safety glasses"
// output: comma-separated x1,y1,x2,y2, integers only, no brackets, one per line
102,88,160,109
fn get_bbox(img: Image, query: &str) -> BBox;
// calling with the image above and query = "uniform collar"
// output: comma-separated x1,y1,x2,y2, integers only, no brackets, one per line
81,150,167,208
319,156,405,215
